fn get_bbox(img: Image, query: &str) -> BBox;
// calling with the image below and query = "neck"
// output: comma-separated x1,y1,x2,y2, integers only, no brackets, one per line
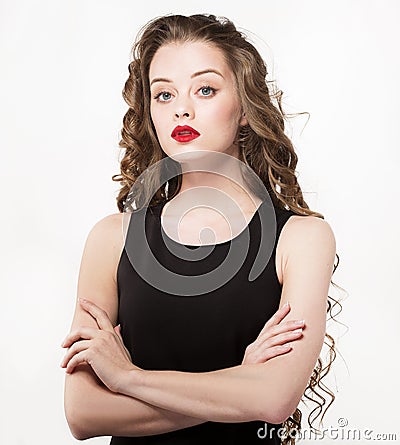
168,149,261,213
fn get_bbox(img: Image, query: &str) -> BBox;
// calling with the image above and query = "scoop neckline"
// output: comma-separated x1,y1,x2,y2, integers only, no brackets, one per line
154,199,267,248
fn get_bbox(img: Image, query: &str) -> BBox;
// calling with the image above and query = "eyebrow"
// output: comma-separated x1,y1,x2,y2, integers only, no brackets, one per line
150,69,224,87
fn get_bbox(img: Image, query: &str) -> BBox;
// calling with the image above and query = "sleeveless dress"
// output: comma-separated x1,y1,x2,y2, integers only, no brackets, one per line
111,197,298,444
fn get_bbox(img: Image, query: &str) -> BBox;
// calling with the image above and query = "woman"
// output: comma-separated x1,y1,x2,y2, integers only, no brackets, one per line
61,14,340,444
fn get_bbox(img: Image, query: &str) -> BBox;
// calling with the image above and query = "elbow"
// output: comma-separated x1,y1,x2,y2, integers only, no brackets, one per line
70,426,90,441
261,406,297,426
65,405,93,440
263,407,295,426
64,403,96,440
260,408,288,426
260,394,302,425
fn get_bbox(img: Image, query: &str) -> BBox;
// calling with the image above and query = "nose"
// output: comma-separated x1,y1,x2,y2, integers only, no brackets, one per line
174,97,194,120
175,111,190,118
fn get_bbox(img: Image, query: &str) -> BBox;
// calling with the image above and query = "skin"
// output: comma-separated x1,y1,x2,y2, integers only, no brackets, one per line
61,211,335,432
61,299,301,389
60,213,304,438
149,41,247,161
150,41,257,242
61,40,336,439
61,209,307,441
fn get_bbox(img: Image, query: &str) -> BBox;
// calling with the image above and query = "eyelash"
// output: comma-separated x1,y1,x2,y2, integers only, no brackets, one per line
153,85,218,102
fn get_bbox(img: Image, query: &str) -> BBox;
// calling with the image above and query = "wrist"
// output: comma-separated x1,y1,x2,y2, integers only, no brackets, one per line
118,366,145,397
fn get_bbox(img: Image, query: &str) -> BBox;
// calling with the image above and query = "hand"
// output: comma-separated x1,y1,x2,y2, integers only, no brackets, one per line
60,298,141,393
242,302,305,365
114,324,132,363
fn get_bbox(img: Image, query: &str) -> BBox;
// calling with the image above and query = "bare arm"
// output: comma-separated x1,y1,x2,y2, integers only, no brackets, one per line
65,364,205,439
113,216,337,425
63,214,206,440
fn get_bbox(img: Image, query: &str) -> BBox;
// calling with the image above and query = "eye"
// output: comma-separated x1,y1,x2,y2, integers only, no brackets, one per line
153,91,173,102
198,86,217,97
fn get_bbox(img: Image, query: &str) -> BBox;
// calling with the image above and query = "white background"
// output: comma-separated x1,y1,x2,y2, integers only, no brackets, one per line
1,0,399,443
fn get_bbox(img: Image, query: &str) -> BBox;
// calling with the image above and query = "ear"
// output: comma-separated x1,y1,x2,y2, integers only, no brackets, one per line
239,111,248,127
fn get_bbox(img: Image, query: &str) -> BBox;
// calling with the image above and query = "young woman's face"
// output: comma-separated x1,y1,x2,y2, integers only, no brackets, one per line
149,41,247,159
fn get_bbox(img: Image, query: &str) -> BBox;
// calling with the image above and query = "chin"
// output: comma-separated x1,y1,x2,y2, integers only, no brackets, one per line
167,147,212,162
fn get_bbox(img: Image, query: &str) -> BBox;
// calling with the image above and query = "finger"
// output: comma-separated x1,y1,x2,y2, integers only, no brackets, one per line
79,298,114,332
113,325,125,346
60,339,90,368
258,328,303,349
259,302,291,335
113,325,132,362
242,342,292,365
65,349,89,374
255,344,292,363
113,325,125,348
114,324,122,339
255,319,305,346
61,326,99,348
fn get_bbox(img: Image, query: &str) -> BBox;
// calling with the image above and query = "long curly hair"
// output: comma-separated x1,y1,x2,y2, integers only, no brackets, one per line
112,13,345,443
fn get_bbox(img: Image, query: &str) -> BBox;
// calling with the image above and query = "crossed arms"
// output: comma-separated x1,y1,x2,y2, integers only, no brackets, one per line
62,212,336,440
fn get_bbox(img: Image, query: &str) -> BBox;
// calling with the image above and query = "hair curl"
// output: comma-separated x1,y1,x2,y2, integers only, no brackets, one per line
112,14,346,443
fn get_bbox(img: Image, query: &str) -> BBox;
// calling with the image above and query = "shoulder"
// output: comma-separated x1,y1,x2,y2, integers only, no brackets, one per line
84,212,126,281
283,213,335,241
87,212,126,245
280,214,336,268
285,214,335,243
275,213,335,285
90,212,124,232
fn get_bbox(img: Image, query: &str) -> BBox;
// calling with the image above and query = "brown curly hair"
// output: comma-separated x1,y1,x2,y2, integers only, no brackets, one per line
112,13,345,443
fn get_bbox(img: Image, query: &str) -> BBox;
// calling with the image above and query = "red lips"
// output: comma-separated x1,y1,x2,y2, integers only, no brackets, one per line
171,125,200,143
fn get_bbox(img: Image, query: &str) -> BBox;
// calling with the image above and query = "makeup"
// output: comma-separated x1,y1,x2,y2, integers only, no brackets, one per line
171,125,200,143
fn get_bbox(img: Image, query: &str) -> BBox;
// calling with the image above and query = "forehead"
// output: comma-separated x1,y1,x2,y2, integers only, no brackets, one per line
149,41,232,80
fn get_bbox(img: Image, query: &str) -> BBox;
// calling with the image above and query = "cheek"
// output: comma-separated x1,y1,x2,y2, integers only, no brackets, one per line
150,106,174,155
150,104,157,128
206,98,241,133
150,106,165,138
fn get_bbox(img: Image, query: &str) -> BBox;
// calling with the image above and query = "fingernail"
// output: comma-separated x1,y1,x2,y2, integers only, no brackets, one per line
78,298,87,304
293,328,303,334
283,302,289,308
295,320,305,326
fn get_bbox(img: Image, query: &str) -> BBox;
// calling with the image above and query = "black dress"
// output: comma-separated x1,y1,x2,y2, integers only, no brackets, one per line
111,198,298,444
